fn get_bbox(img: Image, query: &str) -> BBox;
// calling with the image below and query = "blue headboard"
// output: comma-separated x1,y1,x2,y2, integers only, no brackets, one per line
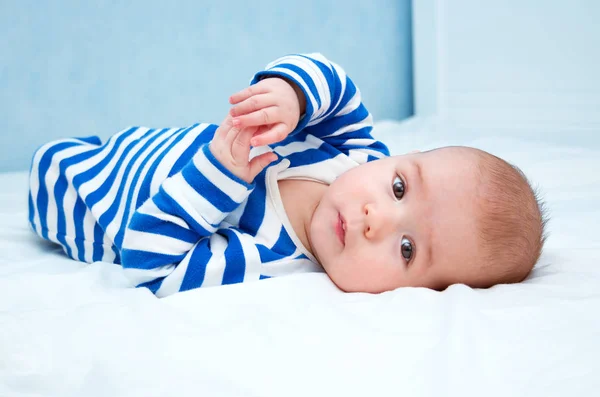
0,0,414,172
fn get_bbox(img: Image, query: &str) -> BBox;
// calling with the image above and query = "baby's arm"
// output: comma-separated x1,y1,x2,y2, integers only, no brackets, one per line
231,53,390,160
119,118,271,296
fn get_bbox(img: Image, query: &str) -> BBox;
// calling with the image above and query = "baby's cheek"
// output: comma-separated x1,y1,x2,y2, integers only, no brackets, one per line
330,253,390,293
355,252,408,292
323,255,365,292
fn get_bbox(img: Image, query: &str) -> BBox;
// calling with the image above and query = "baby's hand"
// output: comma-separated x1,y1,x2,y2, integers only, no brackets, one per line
228,77,306,147
209,115,278,184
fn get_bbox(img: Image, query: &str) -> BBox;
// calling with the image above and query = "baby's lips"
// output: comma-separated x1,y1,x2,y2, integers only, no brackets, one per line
336,213,346,245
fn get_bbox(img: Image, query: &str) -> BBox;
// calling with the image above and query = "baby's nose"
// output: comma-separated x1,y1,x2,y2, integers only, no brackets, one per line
363,203,394,239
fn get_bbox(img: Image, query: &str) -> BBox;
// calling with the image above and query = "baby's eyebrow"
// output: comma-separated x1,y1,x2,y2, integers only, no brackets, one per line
411,160,427,200
414,161,423,184
410,160,434,267
425,241,434,269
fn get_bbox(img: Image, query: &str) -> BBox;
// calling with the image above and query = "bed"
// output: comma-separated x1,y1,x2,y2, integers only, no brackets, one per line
2,1,600,396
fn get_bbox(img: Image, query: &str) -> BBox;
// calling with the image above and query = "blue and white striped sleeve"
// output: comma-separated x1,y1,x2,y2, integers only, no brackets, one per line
251,53,390,162
120,144,254,296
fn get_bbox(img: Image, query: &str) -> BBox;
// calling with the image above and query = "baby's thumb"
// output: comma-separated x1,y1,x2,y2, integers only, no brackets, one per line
248,152,278,181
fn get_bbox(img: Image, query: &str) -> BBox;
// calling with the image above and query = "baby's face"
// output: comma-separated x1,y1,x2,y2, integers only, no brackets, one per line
308,147,482,293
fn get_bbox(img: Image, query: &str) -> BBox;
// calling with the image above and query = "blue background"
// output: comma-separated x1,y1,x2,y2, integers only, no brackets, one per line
0,0,414,172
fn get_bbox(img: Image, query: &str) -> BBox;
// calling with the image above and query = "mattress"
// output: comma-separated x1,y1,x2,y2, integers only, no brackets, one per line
2,119,599,396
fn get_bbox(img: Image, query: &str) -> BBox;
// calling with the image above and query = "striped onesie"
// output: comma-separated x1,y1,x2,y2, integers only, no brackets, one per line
28,53,390,297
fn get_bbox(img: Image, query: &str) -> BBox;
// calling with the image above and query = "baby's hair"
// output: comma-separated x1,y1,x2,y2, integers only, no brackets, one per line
471,148,549,288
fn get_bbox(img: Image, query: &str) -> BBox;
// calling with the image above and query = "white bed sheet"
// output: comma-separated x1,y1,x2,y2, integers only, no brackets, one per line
2,119,600,397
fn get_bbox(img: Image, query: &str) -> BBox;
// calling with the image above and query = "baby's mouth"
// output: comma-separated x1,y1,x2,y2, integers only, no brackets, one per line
336,213,346,245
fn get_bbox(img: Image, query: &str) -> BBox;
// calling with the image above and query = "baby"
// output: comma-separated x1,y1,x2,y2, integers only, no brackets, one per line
28,53,546,297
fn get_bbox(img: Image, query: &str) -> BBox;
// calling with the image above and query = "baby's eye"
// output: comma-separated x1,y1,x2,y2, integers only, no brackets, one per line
401,237,413,263
392,176,405,200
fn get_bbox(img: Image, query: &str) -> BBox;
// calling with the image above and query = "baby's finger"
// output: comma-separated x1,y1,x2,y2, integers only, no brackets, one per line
230,127,257,163
250,123,290,147
214,115,234,141
230,93,277,117
248,151,278,181
229,84,269,105
232,106,279,129
223,121,242,147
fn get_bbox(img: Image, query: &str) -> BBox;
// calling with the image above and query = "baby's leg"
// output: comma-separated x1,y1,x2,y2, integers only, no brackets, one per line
28,136,117,263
